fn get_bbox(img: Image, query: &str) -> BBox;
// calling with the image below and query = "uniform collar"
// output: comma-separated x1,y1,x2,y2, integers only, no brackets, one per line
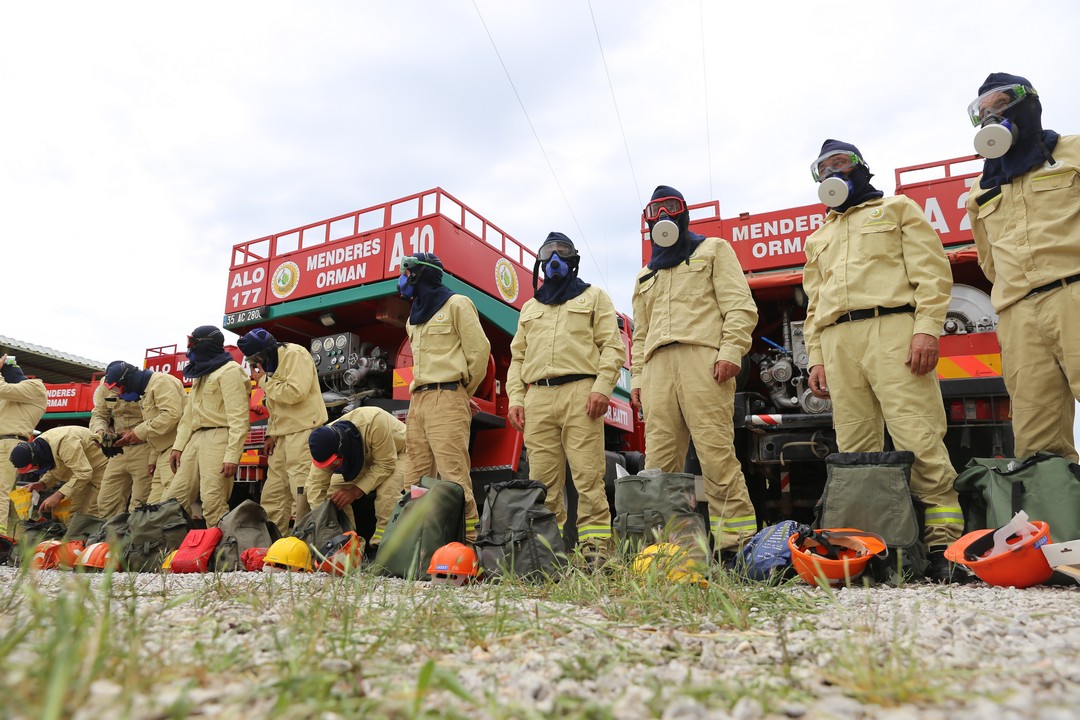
825,195,884,220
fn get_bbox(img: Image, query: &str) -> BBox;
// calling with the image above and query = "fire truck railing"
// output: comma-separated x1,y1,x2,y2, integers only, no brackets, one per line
229,188,536,273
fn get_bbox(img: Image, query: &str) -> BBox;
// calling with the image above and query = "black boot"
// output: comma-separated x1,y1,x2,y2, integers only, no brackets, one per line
926,546,974,584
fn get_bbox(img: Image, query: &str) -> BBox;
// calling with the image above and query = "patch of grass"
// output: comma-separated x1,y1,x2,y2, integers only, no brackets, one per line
820,603,954,707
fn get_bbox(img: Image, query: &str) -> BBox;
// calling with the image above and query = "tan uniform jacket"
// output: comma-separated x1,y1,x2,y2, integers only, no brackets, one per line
506,286,625,407
172,362,251,463
89,380,144,435
967,134,1080,312
630,237,758,388
259,343,327,437
38,426,107,498
132,373,186,453
406,294,491,395
307,407,407,496
803,195,952,368
0,377,47,436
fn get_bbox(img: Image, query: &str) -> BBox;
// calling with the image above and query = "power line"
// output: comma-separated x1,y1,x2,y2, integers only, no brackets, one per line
471,0,610,292
587,0,642,209
699,0,714,200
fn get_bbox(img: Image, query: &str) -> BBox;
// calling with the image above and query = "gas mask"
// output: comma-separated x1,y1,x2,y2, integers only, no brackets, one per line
817,176,852,208
973,118,1019,159
544,254,570,280
968,83,1037,159
650,217,680,247
644,195,687,248
812,149,863,208
397,273,415,299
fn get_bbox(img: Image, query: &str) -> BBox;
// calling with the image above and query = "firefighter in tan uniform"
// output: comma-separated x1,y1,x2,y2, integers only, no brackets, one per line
104,361,186,504
10,426,107,516
307,406,407,550
238,328,327,534
0,355,47,533
166,326,251,526
90,375,152,517
804,139,965,582
507,233,624,561
964,73,1080,460
399,253,490,541
630,185,759,557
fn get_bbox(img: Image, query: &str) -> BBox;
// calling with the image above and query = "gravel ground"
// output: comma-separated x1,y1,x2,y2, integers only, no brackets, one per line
2,567,1078,719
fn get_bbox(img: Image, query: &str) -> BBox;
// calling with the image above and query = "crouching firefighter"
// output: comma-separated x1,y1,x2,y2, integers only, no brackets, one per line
307,406,407,554
506,232,625,565
9,426,111,517
803,139,967,582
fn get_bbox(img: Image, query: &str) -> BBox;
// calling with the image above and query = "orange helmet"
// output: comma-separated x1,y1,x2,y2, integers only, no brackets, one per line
945,518,1052,588
76,542,115,571
315,531,366,576
427,542,479,586
788,528,887,587
32,540,85,570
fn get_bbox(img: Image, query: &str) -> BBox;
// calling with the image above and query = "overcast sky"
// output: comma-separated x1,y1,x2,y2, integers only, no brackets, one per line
3,0,1078,368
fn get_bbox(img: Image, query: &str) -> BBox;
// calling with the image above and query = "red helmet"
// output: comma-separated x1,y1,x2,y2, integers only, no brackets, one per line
788,528,887,587
427,542,479,586
945,518,1052,588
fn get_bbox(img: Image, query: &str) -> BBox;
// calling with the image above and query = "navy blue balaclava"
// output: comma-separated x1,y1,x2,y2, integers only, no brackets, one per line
237,328,281,374
817,139,884,214
977,72,1059,190
404,253,455,325
1,362,28,384
183,325,234,379
533,232,590,305
646,185,705,270
105,360,153,401
308,422,365,482
10,437,55,475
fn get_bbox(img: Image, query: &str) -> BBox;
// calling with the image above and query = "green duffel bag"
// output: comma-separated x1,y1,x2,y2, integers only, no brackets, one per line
815,451,928,583
373,477,465,580
613,470,707,557
123,499,191,572
954,452,1080,542
291,499,352,554
63,513,106,544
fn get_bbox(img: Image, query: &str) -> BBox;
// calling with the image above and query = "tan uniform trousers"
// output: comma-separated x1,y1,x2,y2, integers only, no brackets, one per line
167,427,233,526
820,312,964,546
317,460,404,545
1,437,26,534
261,429,314,535
147,446,175,505
403,386,479,540
524,378,611,541
997,282,1080,460
95,443,152,517
640,343,757,551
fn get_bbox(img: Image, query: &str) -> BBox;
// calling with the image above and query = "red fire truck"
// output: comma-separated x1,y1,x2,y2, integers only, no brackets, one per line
642,155,1009,522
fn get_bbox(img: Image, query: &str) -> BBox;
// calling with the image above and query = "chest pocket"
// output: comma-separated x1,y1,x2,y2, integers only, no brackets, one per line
1030,169,1079,220
565,304,593,333
858,221,898,261
424,323,455,351
671,258,708,292
520,309,545,342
